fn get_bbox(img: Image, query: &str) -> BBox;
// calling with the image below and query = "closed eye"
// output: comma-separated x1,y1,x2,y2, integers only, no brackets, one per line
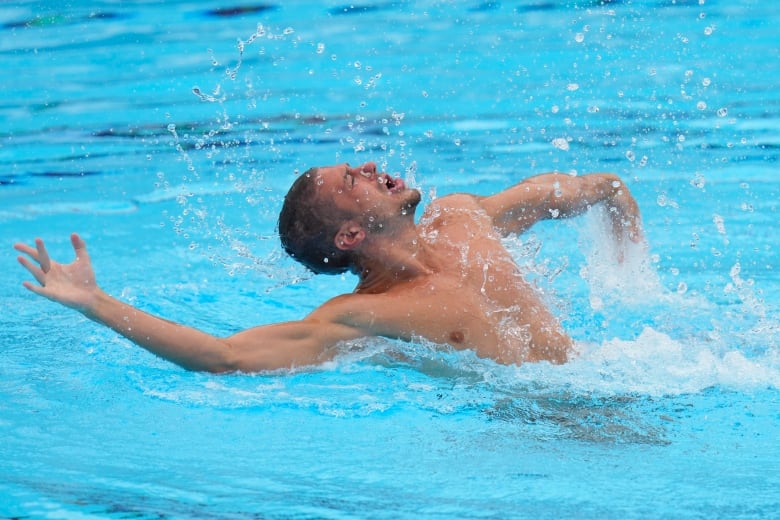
343,168,355,189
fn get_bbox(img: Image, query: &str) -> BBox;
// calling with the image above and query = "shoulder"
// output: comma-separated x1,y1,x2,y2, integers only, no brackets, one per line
422,193,487,220
421,193,493,229
428,192,483,211
306,292,405,338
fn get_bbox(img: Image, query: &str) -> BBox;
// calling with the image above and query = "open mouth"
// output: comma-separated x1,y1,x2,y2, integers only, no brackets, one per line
380,174,405,193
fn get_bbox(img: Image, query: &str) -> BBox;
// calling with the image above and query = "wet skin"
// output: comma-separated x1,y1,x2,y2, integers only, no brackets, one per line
15,162,643,372
310,162,572,364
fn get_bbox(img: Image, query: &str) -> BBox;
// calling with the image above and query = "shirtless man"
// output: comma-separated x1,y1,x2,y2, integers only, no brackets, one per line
15,161,643,372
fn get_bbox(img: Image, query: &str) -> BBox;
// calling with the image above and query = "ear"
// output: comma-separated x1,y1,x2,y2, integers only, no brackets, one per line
334,221,366,251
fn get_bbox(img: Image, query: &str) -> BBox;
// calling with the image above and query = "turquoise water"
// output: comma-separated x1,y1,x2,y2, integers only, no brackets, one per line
2,1,779,518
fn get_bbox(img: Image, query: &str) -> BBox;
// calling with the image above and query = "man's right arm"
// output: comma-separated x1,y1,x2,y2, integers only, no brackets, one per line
15,234,364,373
82,291,361,372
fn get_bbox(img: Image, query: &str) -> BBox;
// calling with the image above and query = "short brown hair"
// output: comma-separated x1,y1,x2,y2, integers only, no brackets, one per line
277,168,355,275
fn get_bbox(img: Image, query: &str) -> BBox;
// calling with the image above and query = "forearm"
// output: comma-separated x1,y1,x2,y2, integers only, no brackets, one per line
579,174,643,243
537,173,643,246
526,172,627,216
83,290,235,373
482,172,642,239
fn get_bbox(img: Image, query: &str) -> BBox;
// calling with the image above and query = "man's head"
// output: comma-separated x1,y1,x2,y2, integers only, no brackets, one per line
278,162,421,275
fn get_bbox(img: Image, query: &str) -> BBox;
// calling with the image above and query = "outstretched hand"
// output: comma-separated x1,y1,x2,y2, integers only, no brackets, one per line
15,233,100,312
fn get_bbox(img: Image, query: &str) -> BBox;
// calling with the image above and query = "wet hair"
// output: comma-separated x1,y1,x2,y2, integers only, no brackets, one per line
277,167,355,275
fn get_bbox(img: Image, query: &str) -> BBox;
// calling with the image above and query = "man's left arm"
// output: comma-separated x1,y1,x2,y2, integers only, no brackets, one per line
478,172,644,247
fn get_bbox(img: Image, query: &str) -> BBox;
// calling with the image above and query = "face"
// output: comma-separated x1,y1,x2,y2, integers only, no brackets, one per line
315,162,421,229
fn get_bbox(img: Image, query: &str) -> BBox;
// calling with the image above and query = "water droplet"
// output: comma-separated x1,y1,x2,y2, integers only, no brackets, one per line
690,173,706,189
575,32,585,43
552,137,569,151
712,214,726,235
696,101,707,110
316,43,325,54
716,107,728,117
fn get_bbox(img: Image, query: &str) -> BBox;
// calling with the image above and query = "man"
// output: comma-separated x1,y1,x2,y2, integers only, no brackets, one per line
15,162,643,372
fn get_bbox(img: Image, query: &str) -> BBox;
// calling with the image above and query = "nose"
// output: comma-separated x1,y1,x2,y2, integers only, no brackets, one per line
348,162,377,177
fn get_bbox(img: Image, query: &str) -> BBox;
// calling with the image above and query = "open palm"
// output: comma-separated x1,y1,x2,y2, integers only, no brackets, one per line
15,233,99,312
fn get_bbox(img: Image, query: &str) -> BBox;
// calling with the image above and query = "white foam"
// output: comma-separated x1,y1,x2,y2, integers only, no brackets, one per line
505,328,780,396
488,208,780,396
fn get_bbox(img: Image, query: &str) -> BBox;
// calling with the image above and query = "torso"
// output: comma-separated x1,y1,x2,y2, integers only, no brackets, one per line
315,194,571,365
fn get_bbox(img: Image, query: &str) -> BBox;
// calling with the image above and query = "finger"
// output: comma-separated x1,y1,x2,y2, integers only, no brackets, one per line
35,238,51,273
70,232,89,261
13,242,39,261
21,280,47,296
17,255,46,285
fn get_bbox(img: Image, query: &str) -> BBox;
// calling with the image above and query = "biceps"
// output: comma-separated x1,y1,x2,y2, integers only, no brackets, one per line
225,320,364,371
478,177,557,234
481,173,618,234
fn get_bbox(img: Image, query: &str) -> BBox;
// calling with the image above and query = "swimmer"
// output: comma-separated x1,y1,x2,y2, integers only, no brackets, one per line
15,162,643,372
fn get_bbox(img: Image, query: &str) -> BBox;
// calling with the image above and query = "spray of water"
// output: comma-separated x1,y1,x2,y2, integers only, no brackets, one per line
150,17,779,399
155,23,420,285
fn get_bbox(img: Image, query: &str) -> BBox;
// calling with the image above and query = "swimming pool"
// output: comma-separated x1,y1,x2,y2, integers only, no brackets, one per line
1,0,778,517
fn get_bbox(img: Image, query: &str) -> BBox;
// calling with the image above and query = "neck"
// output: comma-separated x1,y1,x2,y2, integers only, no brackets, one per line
353,222,438,293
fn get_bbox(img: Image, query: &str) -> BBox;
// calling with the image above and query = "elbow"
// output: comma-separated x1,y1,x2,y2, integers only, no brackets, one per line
209,342,246,374
206,340,283,374
185,340,246,374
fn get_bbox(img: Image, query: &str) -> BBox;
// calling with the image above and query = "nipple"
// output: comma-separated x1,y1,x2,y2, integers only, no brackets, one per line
449,331,465,344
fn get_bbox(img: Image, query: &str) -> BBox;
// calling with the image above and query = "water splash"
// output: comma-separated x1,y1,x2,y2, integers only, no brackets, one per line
154,23,420,282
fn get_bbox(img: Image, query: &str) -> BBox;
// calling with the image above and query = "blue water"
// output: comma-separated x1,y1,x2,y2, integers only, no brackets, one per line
1,0,779,518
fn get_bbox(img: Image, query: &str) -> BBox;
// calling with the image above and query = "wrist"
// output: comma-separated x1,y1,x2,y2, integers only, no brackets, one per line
79,288,111,318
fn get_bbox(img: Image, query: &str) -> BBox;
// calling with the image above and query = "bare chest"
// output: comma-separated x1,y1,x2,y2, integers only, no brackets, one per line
343,197,570,364
393,204,546,361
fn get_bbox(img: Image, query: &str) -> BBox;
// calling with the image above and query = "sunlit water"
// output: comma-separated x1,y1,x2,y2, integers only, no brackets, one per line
1,1,779,518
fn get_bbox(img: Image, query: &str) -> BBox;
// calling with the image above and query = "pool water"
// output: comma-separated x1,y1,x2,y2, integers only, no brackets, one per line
1,0,779,518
